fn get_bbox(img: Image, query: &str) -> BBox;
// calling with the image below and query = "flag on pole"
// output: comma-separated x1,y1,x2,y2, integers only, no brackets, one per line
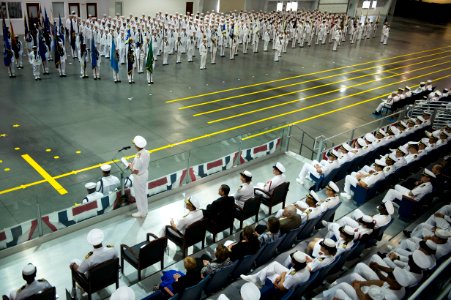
54,22,61,68
2,17,12,66
70,19,76,51
91,37,98,69
110,38,119,73
58,14,64,44
145,40,154,73
44,9,50,33
10,21,18,59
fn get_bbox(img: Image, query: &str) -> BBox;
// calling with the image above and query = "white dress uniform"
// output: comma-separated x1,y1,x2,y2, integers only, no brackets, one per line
255,173,286,198
130,136,150,217
382,182,432,203
174,209,204,234
233,182,254,208
96,175,120,196
82,191,104,204
298,158,338,182
29,50,42,80
343,167,384,196
11,279,52,300
199,42,208,69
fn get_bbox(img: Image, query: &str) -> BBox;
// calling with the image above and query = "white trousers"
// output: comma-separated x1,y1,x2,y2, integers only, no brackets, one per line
133,174,148,215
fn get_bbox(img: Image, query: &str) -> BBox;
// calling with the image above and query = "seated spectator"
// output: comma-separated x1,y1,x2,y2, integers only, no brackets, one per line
413,81,427,94
9,263,52,300
233,170,254,208
399,229,450,260
296,151,339,185
275,190,323,223
203,184,235,226
82,182,104,204
373,91,398,115
218,283,261,300
255,216,281,246
70,228,117,275
304,238,338,272
201,244,232,277
381,168,435,203
338,142,357,163
164,196,203,236
341,159,387,200
96,164,120,196
321,181,340,209
308,225,355,256
279,206,302,234
255,162,286,198
333,214,376,240
241,251,310,292
227,225,260,261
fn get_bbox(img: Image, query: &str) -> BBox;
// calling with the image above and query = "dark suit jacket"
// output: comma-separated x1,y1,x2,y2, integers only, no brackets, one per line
203,195,235,225
230,238,260,261
279,215,302,234
172,270,201,295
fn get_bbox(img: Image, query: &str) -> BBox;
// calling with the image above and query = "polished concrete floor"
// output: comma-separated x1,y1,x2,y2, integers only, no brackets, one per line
1,16,451,229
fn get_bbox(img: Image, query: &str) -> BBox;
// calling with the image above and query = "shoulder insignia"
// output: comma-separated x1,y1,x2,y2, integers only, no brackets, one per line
136,153,141,157
85,251,93,259
37,279,48,283
106,244,114,248
289,270,296,275
18,284,26,292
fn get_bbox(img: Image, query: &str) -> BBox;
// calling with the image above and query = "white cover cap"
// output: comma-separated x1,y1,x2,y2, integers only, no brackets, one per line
328,181,339,193
423,168,436,178
341,143,353,152
435,229,450,239
362,215,373,223
240,282,260,300
321,238,336,248
185,196,200,209
357,138,367,147
110,286,136,300
133,135,147,148
22,263,37,276
309,190,320,202
374,159,386,167
87,228,104,245
85,182,96,189
100,164,111,172
412,250,433,270
273,162,286,173
240,170,252,178
365,133,376,143
292,251,307,263
342,225,355,237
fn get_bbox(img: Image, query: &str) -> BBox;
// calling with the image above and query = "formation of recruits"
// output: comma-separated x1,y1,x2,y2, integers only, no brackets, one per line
3,9,390,83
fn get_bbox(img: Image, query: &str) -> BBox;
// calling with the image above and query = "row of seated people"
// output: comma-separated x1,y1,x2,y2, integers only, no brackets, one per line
295,110,436,189
339,124,450,203
372,80,437,115
316,203,451,300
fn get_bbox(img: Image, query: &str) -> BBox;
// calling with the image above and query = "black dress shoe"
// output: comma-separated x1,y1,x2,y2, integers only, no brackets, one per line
403,230,411,238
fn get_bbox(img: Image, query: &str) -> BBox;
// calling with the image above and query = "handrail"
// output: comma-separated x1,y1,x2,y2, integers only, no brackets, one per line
408,256,451,300
291,125,317,141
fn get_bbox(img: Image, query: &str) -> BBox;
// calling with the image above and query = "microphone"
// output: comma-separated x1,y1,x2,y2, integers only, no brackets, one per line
118,146,131,152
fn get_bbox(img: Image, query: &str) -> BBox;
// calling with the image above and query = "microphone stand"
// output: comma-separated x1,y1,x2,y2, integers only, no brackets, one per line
112,148,129,207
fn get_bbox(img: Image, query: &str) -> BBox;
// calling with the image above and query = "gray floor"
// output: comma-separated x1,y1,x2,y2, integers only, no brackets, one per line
1,17,451,227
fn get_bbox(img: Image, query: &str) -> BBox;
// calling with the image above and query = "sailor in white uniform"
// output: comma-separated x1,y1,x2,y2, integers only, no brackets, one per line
233,170,254,208
82,182,104,204
96,164,120,196
9,264,52,300
255,162,286,198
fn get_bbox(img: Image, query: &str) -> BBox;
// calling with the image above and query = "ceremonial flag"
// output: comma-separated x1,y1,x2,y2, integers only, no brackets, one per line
44,9,50,33
38,34,47,61
2,17,12,66
24,17,29,37
110,38,119,73
91,37,98,69
54,21,60,67
70,19,76,51
58,14,64,44
145,40,154,73
10,21,18,59
125,28,131,44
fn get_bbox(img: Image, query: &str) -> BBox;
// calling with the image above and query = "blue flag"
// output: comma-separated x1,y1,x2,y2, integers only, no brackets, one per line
110,38,119,73
58,14,64,44
70,19,76,51
54,21,60,67
44,9,50,33
91,37,98,69
38,33,47,61
2,17,12,66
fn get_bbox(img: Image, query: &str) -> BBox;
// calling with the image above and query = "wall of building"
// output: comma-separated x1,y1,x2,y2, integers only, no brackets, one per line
220,0,245,12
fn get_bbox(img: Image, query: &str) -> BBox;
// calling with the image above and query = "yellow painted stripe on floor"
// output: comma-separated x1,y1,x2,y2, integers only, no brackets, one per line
181,50,451,110
242,73,451,140
1,67,449,196
206,59,450,123
201,56,450,119
166,45,451,103
21,154,68,195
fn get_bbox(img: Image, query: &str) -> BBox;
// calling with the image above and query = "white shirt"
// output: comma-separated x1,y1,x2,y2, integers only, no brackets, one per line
78,245,117,274
176,209,204,234
234,182,254,208
96,175,121,196
83,191,104,204
132,149,150,177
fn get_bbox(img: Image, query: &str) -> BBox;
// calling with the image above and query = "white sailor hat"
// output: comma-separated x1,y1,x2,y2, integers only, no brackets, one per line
432,130,442,138
435,229,450,239
393,267,411,287
388,153,398,161
308,190,320,202
240,170,252,179
427,79,432,84
384,200,395,215
332,149,341,158
85,182,96,189
389,126,400,135
412,250,433,270
133,135,147,148
292,251,307,263
420,138,429,145
420,82,426,86
425,240,438,250
240,282,260,300
320,238,336,249
423,110,432,116
378,128,387,136
399,121,408,128
425,131,433,138
365,133,375,143
444,88,449,93
435,217,450,230
417,116,425,122
327,181,339,193
110,286,136,300
405,86,411,91
273,162,286,173
374,159,386,167
87,228,104,245
217,294,230,300
398,145,408,155
423,168,436,178
185,196,200,209
407,141,419,147
435,90,442,97
341,225,355,237
361,215,373,223
100,164,111,172
341,143,353,152
357,138,367,147
22,263,37,276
